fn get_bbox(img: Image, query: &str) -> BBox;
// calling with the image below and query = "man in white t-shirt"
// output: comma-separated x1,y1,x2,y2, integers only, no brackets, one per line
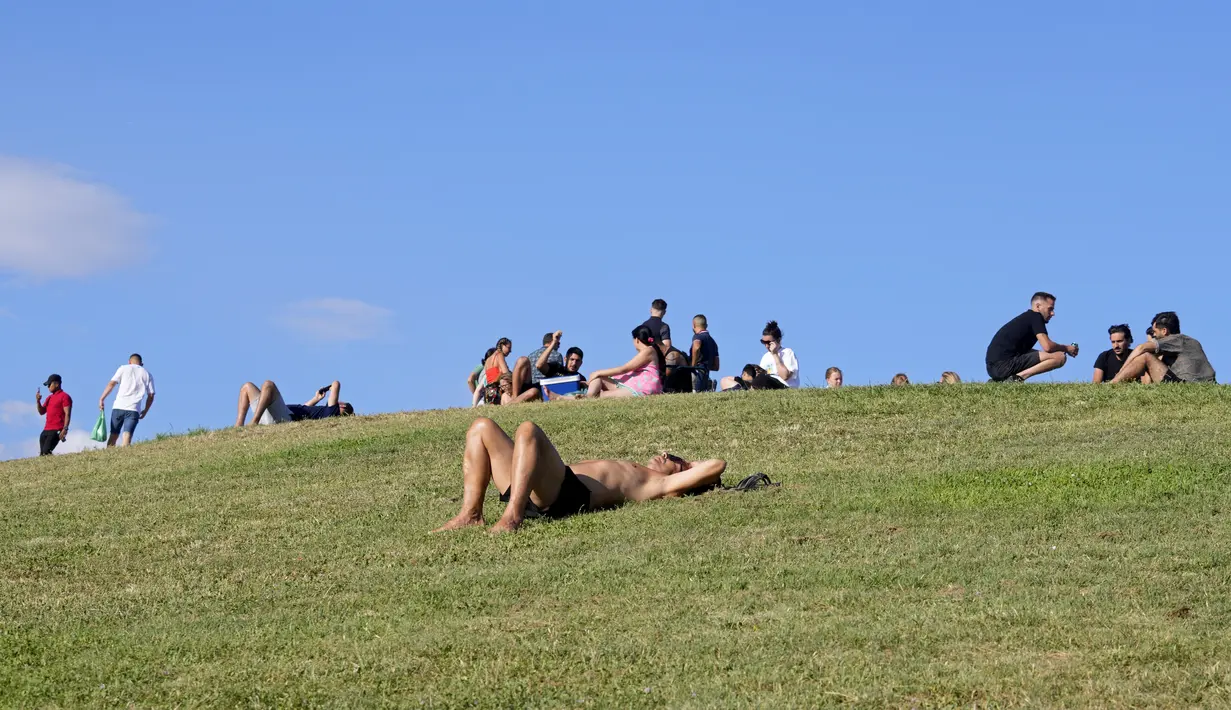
98,353,156,447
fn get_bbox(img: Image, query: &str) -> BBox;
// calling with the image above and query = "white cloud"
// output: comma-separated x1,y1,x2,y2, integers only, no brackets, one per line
278,298,393,341
1,430,105,461
0,156,150,280
0,399,38,426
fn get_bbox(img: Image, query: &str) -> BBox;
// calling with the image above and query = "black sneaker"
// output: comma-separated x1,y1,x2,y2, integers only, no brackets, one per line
1006,375,1026,383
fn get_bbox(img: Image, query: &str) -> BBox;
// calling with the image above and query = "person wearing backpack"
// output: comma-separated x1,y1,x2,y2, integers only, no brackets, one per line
98,353,156,447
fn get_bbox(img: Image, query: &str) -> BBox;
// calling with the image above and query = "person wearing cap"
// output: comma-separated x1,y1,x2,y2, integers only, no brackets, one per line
98,353,156,447
36,374,72,456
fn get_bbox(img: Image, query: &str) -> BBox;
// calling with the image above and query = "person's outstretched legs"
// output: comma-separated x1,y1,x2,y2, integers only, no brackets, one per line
249,380,283,426
490,422,568,534
1017,351,1067,380
434,418,517,531
236,382,261,427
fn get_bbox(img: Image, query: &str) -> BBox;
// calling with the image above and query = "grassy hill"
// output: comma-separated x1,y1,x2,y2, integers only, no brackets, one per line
3,385,1230,708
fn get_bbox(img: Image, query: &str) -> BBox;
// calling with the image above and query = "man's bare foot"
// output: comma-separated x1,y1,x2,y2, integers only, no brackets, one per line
433,514,486,532
488,517,523,534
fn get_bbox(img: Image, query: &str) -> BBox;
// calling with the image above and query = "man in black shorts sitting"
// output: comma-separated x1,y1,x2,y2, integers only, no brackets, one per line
985,292,1078,382
434,418,727,534
1111,311,1217,384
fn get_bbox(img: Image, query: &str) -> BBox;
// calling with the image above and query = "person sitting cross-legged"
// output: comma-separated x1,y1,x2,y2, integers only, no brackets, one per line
433,417,727,534
236,380,354,426
1111,311,1216,384
985,291,1078,382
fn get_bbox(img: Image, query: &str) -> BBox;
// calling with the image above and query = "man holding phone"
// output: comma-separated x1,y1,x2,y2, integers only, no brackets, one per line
36,374,72,456
236,379,355,426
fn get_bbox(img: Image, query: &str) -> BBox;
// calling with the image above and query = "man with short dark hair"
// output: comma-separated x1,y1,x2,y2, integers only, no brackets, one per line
689,314,720,391
434,418,727,534
1111,312,1216,384
564,347,586,383
36,374,72,456
985,292,1078,382
510,331,580,402
98,353,155,447
641,299,672,353
1093,325,1135,383
236,380,355,426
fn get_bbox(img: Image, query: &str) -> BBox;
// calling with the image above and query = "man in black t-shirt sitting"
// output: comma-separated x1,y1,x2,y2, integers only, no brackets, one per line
985,292,1079,382
1093,324,1136,383
640,299,673,354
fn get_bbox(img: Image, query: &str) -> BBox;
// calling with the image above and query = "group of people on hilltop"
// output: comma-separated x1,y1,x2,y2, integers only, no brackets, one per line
468,299,805,406
986,292,1216,384
32,354,157,456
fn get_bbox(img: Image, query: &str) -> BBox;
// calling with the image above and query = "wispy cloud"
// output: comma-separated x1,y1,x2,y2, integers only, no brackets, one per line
0,430,105,461
0,156,150,280
0,399,38,426
278,298,394,341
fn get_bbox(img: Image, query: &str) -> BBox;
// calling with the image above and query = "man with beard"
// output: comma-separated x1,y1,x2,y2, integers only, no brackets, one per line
1093,324,1136,383
985,292,1078,382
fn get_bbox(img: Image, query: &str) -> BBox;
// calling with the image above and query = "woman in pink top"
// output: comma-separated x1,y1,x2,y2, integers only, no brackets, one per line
586,326,665,398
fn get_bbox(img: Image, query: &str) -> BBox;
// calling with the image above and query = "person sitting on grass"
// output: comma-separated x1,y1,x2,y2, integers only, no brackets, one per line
510,331,579,403
467,347,498,405
985,291,1078,382
1093,324,1136,383
825,367,843,388
1110,312,1217,384
585,325,665,398
434,417,727,534
939,371,962,384
891,373,911,386
480,338,513,405
236,380,354,426
719,321,799,391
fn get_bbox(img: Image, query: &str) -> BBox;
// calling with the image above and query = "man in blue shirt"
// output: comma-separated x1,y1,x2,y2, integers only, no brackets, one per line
689,315,720,391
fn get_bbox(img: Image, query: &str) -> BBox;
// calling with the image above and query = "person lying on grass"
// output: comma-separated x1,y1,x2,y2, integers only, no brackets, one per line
236,380,354,426
435,417,727,533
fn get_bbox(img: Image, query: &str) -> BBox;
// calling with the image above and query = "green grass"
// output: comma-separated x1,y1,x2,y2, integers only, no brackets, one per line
2,384,1230,708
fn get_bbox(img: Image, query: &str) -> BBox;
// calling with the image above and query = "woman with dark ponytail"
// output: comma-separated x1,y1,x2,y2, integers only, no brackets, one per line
720,320,801,391
585,325,665,398
480,338,514,405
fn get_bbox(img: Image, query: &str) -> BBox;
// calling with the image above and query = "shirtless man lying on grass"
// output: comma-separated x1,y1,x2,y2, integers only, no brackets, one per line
435,417,727,533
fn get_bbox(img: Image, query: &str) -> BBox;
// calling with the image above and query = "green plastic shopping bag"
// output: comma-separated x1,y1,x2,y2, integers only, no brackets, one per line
90,410,108,442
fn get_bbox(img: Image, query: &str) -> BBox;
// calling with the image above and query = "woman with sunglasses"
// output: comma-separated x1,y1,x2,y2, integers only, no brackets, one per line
719,320,801,391
756,320,800,388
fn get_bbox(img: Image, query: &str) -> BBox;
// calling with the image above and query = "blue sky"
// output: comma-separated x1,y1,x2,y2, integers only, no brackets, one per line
1,2,1226,458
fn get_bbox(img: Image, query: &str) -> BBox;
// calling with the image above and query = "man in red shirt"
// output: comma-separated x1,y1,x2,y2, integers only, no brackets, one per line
36,374,72,456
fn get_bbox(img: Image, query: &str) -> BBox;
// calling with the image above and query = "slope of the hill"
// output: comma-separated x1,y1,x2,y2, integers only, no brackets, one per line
2,385,1230,708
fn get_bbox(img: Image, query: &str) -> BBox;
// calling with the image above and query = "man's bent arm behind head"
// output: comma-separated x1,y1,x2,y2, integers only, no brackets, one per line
642,459,727,501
